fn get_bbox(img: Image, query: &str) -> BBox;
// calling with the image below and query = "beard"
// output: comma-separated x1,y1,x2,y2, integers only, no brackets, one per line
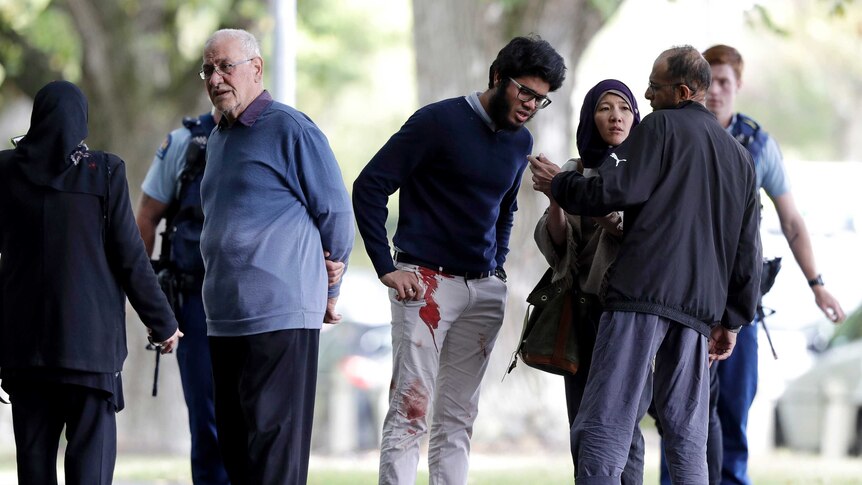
488,84,522,131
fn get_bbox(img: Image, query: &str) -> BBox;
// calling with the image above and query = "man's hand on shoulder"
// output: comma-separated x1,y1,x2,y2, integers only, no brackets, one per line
380,270,424,301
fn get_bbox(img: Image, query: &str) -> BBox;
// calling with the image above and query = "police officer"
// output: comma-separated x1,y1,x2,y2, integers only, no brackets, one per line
700,44,845,485
137,110,230,485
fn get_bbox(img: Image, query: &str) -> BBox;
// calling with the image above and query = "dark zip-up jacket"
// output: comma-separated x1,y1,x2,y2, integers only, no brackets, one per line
551,101,761,336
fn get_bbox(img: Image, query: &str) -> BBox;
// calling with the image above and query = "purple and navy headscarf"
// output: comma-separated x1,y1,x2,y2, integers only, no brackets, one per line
576,79,641,169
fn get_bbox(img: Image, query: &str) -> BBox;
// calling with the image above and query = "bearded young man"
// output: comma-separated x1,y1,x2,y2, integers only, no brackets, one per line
352,35,566,485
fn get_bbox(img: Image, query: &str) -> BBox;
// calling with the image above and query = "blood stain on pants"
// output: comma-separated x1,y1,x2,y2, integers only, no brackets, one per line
416,267,452,352
400,380,429,423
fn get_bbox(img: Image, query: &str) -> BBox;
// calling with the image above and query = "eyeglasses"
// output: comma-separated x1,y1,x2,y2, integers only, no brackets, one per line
647,80,679,93
199,58,254,80
508,78,551,109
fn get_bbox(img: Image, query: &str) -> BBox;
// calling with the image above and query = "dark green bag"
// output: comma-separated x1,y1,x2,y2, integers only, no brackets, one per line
507,268,580,376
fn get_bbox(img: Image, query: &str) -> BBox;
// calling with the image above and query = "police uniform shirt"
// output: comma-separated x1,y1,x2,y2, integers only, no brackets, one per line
727,113,789,198
141,127,193,204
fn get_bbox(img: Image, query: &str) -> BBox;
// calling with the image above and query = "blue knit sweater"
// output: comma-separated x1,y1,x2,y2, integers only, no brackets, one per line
200,92,354,336
353,96,532,277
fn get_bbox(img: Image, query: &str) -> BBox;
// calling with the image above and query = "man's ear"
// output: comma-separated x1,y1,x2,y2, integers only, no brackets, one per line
253,57,264,83
678,83,694,101
492,70,501,87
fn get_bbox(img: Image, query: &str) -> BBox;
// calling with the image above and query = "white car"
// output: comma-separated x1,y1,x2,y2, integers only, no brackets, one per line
775,311,862,456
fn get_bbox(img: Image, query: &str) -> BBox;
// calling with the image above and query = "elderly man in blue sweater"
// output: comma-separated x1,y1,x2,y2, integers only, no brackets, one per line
353,35,566,485
198,29,354,485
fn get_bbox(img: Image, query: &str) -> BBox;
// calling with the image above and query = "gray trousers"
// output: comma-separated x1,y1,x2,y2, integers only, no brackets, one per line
379,264,507,485
572,311,709,484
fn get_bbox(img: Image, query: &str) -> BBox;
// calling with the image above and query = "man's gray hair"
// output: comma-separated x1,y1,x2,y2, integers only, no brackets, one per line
204,29,262,59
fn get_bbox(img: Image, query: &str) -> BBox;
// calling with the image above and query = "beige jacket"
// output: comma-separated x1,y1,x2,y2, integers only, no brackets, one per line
533,159,623,300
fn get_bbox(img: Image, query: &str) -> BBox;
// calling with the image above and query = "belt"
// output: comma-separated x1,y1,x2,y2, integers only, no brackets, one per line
394,252,494,280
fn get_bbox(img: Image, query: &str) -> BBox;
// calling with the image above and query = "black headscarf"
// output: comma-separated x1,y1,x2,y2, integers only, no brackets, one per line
12,80,106,196
576,79,641,169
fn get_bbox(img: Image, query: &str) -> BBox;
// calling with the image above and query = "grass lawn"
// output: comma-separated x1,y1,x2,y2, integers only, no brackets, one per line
0,448,860,484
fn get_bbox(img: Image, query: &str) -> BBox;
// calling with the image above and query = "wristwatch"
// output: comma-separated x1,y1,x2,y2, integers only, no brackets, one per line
807,274,824,287
725,325,743,334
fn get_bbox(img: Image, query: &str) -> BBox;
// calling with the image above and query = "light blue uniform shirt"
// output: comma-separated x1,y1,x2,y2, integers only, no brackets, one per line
140,128,191,203
727,113,789,198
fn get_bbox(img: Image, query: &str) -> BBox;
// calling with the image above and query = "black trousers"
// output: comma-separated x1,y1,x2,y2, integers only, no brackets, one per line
10,383,116,485
210,329,319,485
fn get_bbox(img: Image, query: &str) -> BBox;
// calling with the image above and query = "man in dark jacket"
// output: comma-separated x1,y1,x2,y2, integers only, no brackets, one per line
0,81,181,485
530,46,761,484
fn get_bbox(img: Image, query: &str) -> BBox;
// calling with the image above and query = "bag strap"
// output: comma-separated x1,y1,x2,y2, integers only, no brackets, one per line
503,305,531,380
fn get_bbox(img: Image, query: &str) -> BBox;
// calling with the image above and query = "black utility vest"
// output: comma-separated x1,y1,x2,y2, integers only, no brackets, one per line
162,113,215,276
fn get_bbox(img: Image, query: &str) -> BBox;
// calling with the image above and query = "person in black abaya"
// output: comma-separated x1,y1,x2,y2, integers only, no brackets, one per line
0,80,182,485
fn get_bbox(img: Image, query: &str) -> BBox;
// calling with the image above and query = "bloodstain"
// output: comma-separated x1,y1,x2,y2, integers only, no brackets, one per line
416,267,451,352
400,380,429,421
407,429,417,435
478,333,488,359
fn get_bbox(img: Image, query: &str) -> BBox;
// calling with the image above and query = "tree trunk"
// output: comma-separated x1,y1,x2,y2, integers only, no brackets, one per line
59,0,249,185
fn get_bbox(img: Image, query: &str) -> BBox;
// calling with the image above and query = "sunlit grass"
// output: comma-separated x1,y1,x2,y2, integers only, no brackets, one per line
0,448,859,484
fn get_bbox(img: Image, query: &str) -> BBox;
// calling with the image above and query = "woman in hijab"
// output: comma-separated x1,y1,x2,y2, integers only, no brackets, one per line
0,80,181,484
532,79,642,483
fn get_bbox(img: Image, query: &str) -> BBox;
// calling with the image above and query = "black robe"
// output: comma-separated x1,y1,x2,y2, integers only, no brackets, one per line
0,81,177,409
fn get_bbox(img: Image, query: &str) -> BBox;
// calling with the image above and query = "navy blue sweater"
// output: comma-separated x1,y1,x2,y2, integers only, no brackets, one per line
353,97,532,277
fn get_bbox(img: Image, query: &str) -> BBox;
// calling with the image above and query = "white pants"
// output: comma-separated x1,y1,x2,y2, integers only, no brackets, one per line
378,263,508,485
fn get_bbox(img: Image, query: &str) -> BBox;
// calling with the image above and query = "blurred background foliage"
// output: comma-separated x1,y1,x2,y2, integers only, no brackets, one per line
741,0,862,160
0,0,858,185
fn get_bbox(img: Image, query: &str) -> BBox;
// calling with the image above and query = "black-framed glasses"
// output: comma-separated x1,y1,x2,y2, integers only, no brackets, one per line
508,77,551,109
199,58,254,80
